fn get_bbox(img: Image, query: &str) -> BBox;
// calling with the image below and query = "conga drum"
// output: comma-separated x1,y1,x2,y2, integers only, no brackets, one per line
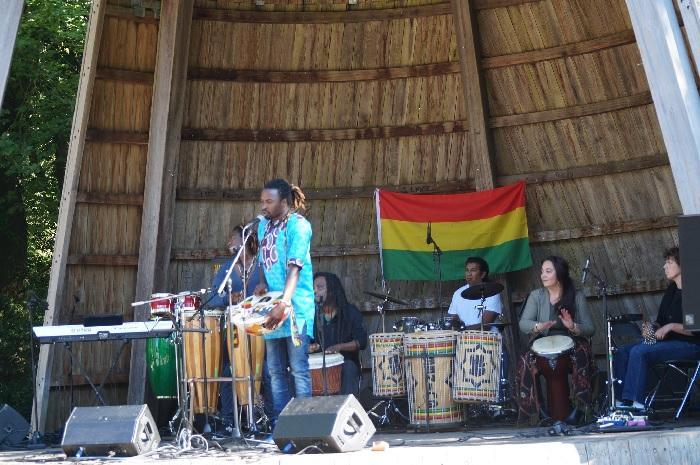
453,331,502,403
369,333,406,397
183,309,223,415
531,335,575,421
309,353,344,395
404,331,462,427
227,323,265,405
146,333,177,399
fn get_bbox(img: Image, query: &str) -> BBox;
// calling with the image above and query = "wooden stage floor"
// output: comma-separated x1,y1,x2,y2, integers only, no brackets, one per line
3,416,700,465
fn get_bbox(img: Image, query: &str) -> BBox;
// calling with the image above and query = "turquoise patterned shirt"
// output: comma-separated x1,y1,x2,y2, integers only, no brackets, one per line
257,212,315,339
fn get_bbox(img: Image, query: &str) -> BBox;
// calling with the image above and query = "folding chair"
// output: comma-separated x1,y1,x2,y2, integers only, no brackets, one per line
645,359,700,419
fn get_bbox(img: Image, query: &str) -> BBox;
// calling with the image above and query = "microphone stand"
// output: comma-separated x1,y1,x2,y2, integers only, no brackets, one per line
315,297,329,395
584,262,617,414
26,293,45,447
240,226,258,435
427,222,444,316
218,244,246,438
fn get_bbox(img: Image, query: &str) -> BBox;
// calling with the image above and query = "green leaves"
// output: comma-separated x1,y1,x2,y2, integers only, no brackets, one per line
0,0,90,419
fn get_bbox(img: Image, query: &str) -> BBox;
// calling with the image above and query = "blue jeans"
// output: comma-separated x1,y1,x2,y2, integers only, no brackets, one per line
265,328,311,423
614,340,700,404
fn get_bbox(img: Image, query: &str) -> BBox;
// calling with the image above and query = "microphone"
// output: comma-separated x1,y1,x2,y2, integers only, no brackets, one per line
426,222,432,245
242,214,264,232
581,257,590,284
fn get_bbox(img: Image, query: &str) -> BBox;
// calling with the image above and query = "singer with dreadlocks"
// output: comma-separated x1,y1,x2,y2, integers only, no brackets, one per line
254,178,314,428
310,272,368,396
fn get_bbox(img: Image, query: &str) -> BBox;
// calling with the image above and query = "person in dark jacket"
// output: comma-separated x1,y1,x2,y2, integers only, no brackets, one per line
614,246,700,410
310,272,368,396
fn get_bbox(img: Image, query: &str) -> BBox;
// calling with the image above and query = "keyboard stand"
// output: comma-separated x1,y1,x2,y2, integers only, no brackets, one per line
63,339,130,407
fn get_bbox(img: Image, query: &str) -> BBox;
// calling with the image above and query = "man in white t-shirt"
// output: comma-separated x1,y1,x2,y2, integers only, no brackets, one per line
448,257,503,332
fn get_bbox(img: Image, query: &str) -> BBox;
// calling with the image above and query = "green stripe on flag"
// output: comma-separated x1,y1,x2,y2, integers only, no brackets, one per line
381,237,532,281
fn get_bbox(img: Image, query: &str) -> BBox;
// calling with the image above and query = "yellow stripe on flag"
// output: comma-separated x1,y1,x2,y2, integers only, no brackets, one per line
380,207,528,252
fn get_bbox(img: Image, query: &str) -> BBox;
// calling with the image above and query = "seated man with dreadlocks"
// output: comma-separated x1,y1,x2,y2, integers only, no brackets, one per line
310,272,368,396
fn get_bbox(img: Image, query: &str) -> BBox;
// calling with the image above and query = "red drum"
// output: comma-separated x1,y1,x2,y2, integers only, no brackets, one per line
150,293,174,318
531,335,575,421
180,294,201,312
309,353,344,395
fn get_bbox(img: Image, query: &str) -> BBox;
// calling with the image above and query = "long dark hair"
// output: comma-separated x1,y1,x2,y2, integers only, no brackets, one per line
542,255,577,317
232,225,258,257
314,272,350,345
264,178,307,212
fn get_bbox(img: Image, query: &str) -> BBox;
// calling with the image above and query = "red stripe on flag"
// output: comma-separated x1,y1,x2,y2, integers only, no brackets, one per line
379,181,526,222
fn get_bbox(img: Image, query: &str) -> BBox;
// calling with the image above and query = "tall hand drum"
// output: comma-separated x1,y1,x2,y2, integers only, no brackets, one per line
404,331,462,427
183,309,223,415
146,332,177,399
369,333,406,397
453,331,502,403
227,323,265,406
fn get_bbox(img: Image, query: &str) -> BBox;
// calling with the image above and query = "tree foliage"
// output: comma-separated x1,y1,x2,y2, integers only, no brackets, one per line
0,0,89,418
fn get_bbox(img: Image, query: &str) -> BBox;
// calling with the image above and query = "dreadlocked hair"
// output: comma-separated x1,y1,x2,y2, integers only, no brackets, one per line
314,272,349,346
264,178,306,213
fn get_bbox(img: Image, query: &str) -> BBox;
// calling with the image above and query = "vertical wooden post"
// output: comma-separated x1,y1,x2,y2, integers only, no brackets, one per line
127,0,194,405
451,0,494,191
0,0,23,108
32,0,106,433
627,0,700,214
451,0,522,390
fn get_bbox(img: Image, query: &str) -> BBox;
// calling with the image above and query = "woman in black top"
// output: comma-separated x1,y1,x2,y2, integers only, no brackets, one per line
310,272,368,396
613,246,700,410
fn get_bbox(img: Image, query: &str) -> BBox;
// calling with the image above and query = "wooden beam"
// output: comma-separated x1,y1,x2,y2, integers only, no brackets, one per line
129,0,194,406
102,28,634,87
511,278,670,303
357,278,669,311
105,4,159,23
495,153,669,186
85,129,149,145
531,215,677,243
452,0,495,191
489,92,653,128
172,215,676,263
34,0,106,434
192,3,451,24
472,0,542,9
67,254,139,266
481,30,636,69
95,67,154,85
188,62,461,83
176,181,471,202
0,0,23,108
181,120,469,143
626,0,700,214
75,192,144,206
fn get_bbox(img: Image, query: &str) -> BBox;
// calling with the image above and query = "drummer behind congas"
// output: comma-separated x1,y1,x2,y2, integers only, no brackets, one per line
517,255,595,425
448,257,503,330
205,225,263,429
309,272,368,396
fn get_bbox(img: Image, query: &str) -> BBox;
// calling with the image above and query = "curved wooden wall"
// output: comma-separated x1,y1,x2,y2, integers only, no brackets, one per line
44,0,683,430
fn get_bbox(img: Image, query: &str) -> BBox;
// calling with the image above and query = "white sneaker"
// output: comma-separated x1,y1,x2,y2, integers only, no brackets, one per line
615,400,631,408
631,401,646,410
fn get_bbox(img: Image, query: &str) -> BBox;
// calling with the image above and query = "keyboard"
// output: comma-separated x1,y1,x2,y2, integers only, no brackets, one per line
33,320,175,343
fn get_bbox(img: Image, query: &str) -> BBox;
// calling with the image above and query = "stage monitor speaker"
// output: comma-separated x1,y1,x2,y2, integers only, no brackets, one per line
272,394,375,453
0,404,29,446
61,404,160,457
679,214,700,332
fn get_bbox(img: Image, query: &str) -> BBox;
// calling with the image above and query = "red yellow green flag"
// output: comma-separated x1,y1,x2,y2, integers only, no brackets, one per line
376,182,532,280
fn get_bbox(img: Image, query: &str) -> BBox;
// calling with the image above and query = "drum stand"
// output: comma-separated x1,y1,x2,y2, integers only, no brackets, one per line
368,397,409,426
